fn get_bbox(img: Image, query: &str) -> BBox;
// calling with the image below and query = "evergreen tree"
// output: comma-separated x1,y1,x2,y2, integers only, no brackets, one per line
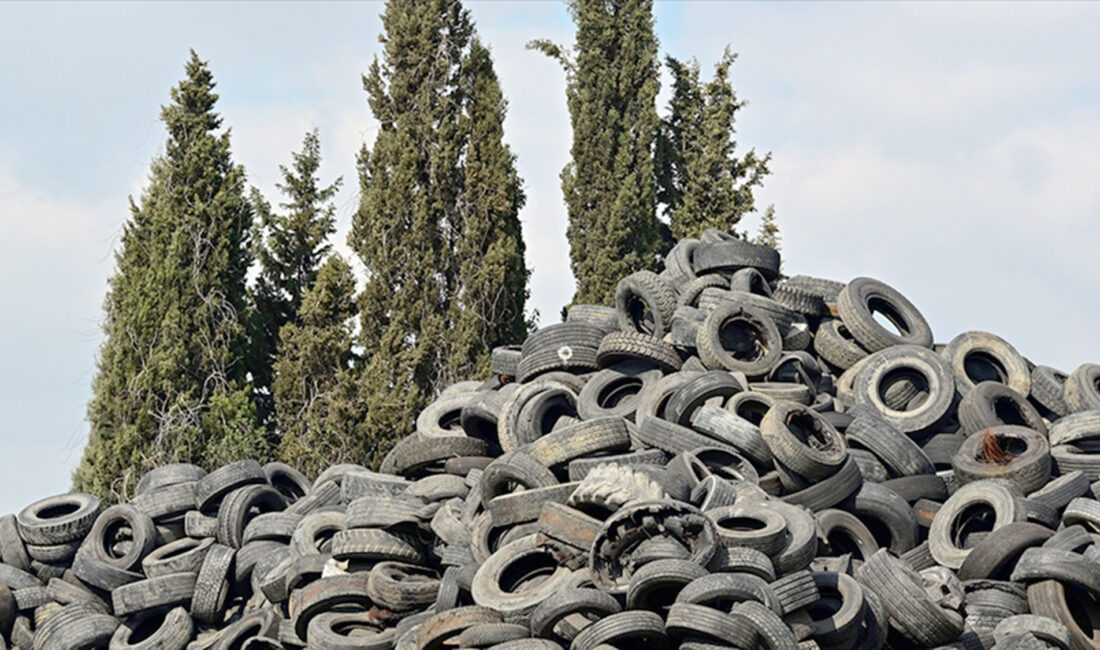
273,255,363,478
250,130,342,427
74,51,261,499
753,203,781,251
353,0,529,464
443,39,531,385
656,49,772,240
529,0,662,306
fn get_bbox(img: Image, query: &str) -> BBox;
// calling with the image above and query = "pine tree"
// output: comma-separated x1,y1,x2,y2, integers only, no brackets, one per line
250,130,342,427
351,0,472,465
273,255,363,478
529,0,662,306
656,49,771,240
443,39,531,385
753,203,781,251
74,51,262,499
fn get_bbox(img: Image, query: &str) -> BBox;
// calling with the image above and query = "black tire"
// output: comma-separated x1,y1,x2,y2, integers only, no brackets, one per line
957,381,1047,436
470,535,573,623
215,484,286,549
1030,365,1070,419
289,574,376,642
141,536,214,578
367,561,440,611
665,371,745,426
567,449,667,481
110,605,193,650
135,464,206,496
524,417,631,468
852,345,955,435
615,270,677,338
815,508,880,561
189,543,233,624
678,274,731,308
194,460,266,512
952,426,1051,493
781,456,863,513
770,569,821,615
941,331,1031,396
481,451,559,503
1028,470,1090,511
843,481,919,554
1064,363,1100,412
576,363,662,420
760,402,847,481
692,239,781,280
497,381,579,453
844,407,934,478
16,493,100,546
691,404,774,469
528,587,620,642
596,331,681,372
262,462,311,504
880,474,948,503
836,277,933,352
956,522,1053,581
625,558,708,612
566,304,620,335
112,572,197,617
491,345,523,377
696,303,783,377
379,434,488,477
773,282,825,317
664,238,700,286
728,267,774,297
856,549,964,646
928,480,1022,569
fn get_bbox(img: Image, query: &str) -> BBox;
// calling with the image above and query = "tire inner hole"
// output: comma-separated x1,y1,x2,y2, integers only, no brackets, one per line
977,432,1027,465
785,412,836,452
716,516,767,532
128,614,164,644
38,502,80,519
951,502,996,548
500,552,558,593
863,517,894,550
627,295,656,335
868,296,910,337
878,367,930,412
1065,583,1100,641
735,398,771,426
719,316,767,362
805,588,844,621
439,409,463,432
963,351,1008,385
536,394,575,435
598,377,644,409
103,520,135,559
825,528,867,560
992,397,1030,427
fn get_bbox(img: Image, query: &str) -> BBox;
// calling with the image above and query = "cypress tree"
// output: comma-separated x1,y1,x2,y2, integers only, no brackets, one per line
250,130,342,427
443,39,531,385
74,51,261,499
529,0,663,306
656,49,772,240
753,204,781,251
351,0,472,464
273,255,363,478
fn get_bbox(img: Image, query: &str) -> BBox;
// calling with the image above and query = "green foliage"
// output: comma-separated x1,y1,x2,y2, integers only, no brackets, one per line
529,0,663,306
656,48,772,240
74,51,262,499
273,255,363,478
753,203,781,252
351,0,529,466
250,130,343,427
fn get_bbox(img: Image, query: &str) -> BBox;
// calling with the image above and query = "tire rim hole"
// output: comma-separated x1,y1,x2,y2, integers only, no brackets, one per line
863,517,894,551
272,475,307,502
438,409,463,432
103,520,135,559
950,503,995,548
128,614,164,644
977,432,1027,465
38,502,80,519
867,297,910,337
626,295,656,335
785,412,836,452
805,591,844,621
598,377,644,410
1064,583,1100,641
499,552,558,593
718,316,767,362
536,395,575,435
963,351,1008,385
716,516,767,532
735,398,770,426
826,529,867,560
992,397,1030,428
877,367,930,413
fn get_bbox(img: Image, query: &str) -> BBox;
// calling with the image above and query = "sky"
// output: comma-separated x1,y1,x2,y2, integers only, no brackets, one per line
1,1,1099,512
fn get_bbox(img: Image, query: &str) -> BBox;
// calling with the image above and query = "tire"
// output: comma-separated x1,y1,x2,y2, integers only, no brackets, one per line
1028,470,1090,511
781,456,863,513
141,536,214,578
760,402,847,481
497,381,579,452
664,371,745,426
215,484,286,549
815,508,880,562
957,381,1047,436
1030,365,1070,419
941,331,1031,396
951,426,1051,493
665,602,751,645
109,606,193,650
596,331,681,372
1011,547,1100,598
625,559,708,611
524,417,631,468
696,303,783,377
956,522,1053,581
836,277,933,352
880,475,948,503
528,587,620,642
289,574,377,642
678,274,730,308
1026,580,1100,650
843,481,919,554
664,238,700,286
262,462,311,504
16,494,100,546
928,480,1022,569
576,363,662,420
566,304,620,335
112,572,197,617
189,543,233,624
1064,363,1100,412
329,528,422,563
567,449,667,481
993,615,1071,650
568,463,666,519
691,404,774,469
728,267,774,297
305,611,396,650
491,345,523,377
135,464,206,496
471,535,573,623
366,561,440,611
379,434,488,477
852,345,956,435
844,407,934,478
615,270,677,338
1048,410,1100,447
856,549,964,646
0,515,31,573
705,505,788,556
194,461,266,512
773,283,825,317
692,239,781,280
675,572,779,613
487,483,579,527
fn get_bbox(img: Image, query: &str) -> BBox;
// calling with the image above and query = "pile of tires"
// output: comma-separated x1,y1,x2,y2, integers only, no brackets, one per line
4,228,1100,648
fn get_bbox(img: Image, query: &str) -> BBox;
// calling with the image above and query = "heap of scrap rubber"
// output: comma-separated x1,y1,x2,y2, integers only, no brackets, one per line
5,228,1100,649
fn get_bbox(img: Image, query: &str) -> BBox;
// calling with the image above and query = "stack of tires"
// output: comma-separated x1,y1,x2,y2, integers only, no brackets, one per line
3,228,1100,648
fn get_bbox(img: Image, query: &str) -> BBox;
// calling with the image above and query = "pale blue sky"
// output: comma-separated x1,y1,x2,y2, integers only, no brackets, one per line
2,2,1099,512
